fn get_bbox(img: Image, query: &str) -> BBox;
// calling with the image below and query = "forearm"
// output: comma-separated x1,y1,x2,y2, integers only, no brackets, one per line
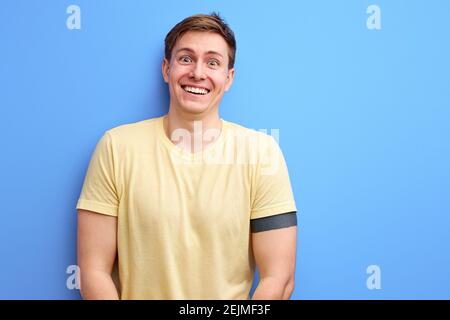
251,276,294,300
80,270,119,300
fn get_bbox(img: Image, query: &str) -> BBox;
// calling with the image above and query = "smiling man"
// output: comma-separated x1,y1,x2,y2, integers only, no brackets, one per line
76,13,298,300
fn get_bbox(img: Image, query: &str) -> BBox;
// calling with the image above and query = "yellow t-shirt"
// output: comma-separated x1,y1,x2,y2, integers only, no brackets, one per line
76,116,297,299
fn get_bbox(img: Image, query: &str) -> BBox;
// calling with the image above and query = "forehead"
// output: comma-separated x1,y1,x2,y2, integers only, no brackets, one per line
173,31,229,56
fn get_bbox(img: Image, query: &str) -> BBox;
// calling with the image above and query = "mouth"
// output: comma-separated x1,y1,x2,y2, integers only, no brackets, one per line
181,85,211,96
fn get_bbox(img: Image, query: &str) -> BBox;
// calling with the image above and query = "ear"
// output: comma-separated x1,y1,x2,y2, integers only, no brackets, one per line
162,58,170,83
224,68,235,92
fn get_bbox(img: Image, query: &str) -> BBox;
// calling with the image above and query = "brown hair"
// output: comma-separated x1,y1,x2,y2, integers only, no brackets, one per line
164,12,236,69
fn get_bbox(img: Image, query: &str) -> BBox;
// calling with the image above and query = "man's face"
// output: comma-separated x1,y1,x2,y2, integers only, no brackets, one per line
162,31,235,116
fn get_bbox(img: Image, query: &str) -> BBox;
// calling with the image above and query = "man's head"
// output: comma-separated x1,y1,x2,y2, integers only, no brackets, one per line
162,13,236,116
164,13,236,70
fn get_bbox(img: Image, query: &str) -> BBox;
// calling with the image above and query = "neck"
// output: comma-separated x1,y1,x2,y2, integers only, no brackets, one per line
163,107,223,153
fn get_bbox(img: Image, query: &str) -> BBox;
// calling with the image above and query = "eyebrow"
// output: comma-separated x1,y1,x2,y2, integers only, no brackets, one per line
176,47,224,58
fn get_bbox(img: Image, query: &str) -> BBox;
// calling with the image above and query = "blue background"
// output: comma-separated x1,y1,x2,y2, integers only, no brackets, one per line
1,0,449,299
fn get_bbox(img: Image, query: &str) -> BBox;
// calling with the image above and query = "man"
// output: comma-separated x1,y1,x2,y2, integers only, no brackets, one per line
76,12,298,300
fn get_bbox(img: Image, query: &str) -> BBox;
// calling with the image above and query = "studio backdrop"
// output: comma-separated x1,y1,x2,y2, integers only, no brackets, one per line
0,0,449,299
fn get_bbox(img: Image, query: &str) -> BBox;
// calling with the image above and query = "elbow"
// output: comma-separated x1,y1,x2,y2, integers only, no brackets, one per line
77,269,104,299
79,287,87,300
254,275,295,300
282,277,295,300
78,268,89,300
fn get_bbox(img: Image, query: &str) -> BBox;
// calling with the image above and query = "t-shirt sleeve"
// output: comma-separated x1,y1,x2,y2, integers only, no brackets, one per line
76,131,119,217
250,135,297,220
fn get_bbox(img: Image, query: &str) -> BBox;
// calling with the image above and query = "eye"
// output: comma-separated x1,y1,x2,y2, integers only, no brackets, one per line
208,59,220,68
179,55,192,64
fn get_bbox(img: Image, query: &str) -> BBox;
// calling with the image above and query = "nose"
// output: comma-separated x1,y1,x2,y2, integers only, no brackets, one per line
190,61,206,80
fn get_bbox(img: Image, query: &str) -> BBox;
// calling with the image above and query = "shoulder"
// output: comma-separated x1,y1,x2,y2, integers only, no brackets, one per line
223,119,281,163
103,116,161,146
224,119,276,145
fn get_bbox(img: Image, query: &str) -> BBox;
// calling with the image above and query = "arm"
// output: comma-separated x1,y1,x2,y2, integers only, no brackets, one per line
251,226,297,300
77,209,119,300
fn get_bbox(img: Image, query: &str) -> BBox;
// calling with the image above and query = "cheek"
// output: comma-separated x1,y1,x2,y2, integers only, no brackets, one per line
217,80,230,91
210,74,229,90
168,64,186,80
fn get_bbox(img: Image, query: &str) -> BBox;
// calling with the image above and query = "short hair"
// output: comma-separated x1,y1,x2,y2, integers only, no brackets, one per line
164,12,236,69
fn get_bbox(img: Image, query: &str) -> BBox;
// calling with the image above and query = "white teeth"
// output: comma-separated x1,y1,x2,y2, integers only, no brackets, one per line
183,86,209,95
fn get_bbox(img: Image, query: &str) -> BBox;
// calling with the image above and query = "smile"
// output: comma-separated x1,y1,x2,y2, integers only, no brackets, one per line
182,85,210,95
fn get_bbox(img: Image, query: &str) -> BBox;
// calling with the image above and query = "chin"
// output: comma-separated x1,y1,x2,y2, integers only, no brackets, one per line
179,102,210,115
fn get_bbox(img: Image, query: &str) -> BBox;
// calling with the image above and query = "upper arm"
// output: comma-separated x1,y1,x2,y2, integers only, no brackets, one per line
250,136,298,282
77,209,117,274
251,225,297,281
76,132,120,217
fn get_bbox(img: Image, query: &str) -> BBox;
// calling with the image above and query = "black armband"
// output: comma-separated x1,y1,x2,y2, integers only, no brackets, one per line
250,211,297,233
